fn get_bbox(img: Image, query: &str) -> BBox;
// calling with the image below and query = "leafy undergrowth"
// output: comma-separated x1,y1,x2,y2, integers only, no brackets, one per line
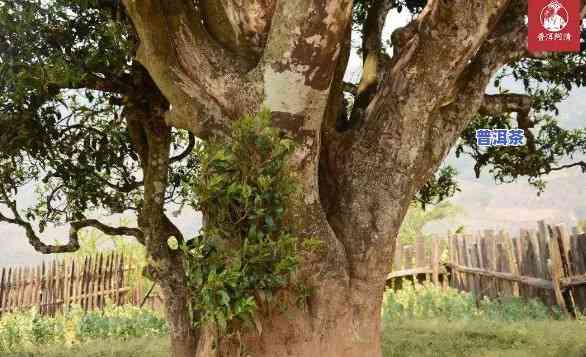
382,282,586,356
11,320,586,357
0,304,167,353
5,284,586,356
382,281,565,322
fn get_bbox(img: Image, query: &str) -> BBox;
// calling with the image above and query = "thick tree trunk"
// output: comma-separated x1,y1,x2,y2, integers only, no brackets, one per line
123,1,534,356
192,283,384,357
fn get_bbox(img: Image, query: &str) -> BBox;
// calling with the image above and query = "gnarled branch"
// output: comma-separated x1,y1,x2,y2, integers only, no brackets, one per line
541,161,586,174
479,94,533,117
0,184,144,254
347,0,392,129
73,219,145,244
170,133,196,163
479,93,537,154
123,0,253,137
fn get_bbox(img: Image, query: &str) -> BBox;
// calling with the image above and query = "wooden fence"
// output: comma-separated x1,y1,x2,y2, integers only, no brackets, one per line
388,220,586,316
0,253,163,317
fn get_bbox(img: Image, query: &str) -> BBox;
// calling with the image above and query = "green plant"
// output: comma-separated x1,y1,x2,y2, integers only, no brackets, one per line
0,305,167,353
381,282,563,323
183,110,300,332
76,304,168,341
30,314,64,345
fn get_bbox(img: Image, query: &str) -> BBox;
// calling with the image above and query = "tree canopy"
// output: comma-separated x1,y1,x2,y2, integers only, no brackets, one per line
0,0,197,252
2,1,586,356
2,0,584,247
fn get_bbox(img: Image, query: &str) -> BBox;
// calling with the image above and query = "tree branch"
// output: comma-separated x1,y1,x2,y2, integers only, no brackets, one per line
418,1,534,174
343,82,358,96
479,94,533,117
0,186,79,253
123,0,256,138
347,0,392,129
169,133,196,163
74,219,145,244
259,0,353,130
361,0,393,59
541,161,586,174
479,93,537,154
0,183,144,254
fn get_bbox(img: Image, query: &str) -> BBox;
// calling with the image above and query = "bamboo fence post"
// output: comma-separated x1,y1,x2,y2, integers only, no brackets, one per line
404,246,414,286
25,266,30,310
5,268,12,314
554,225,577,315
21,267,27,311
82,256,89,311
557,225,574,276
472,235,485,297
570,233,586,309
447,232,454,288
462,235,473,292
453,235,461,289
479,236,490,296
91,255,98,310
464,234,477,299
68,260,75,310
59,261,66,314
50,260,57,315
96,253,104,310
415,235,425,282
0,267,5,317
40,263,46,314
483,230,498,297
441,237,449,291
33,266,40,311
431,236,440,286
117,255,124,305
502,231,520,297
548,226,569,315
392,241,403,289
106,253,113,306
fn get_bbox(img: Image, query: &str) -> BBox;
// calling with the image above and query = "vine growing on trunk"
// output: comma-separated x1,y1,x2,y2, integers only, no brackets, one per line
181,110,301,333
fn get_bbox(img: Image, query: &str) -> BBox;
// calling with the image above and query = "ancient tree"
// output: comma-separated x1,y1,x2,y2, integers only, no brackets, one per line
2,0,586,356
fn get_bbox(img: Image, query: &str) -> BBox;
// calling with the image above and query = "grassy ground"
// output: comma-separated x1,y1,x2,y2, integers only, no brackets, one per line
4,284,586,356
382,319,586,357
1,336,170,357
6,319,586,357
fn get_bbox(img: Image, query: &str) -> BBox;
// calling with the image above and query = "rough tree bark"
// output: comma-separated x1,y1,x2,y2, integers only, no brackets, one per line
122,1,537,356
123,82,201,356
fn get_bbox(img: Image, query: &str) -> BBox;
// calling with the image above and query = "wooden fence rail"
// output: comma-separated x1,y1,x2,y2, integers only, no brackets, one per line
388,220,586,316
0,253,163,317
3,220,586,317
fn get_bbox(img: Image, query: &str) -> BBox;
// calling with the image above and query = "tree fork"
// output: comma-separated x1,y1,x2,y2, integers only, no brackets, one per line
121,1,547,356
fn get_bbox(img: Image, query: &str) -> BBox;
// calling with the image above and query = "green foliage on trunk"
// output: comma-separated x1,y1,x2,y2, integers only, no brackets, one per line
182,110,300,332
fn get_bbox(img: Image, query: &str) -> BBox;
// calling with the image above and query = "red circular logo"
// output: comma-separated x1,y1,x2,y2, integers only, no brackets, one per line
540,1,569,32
